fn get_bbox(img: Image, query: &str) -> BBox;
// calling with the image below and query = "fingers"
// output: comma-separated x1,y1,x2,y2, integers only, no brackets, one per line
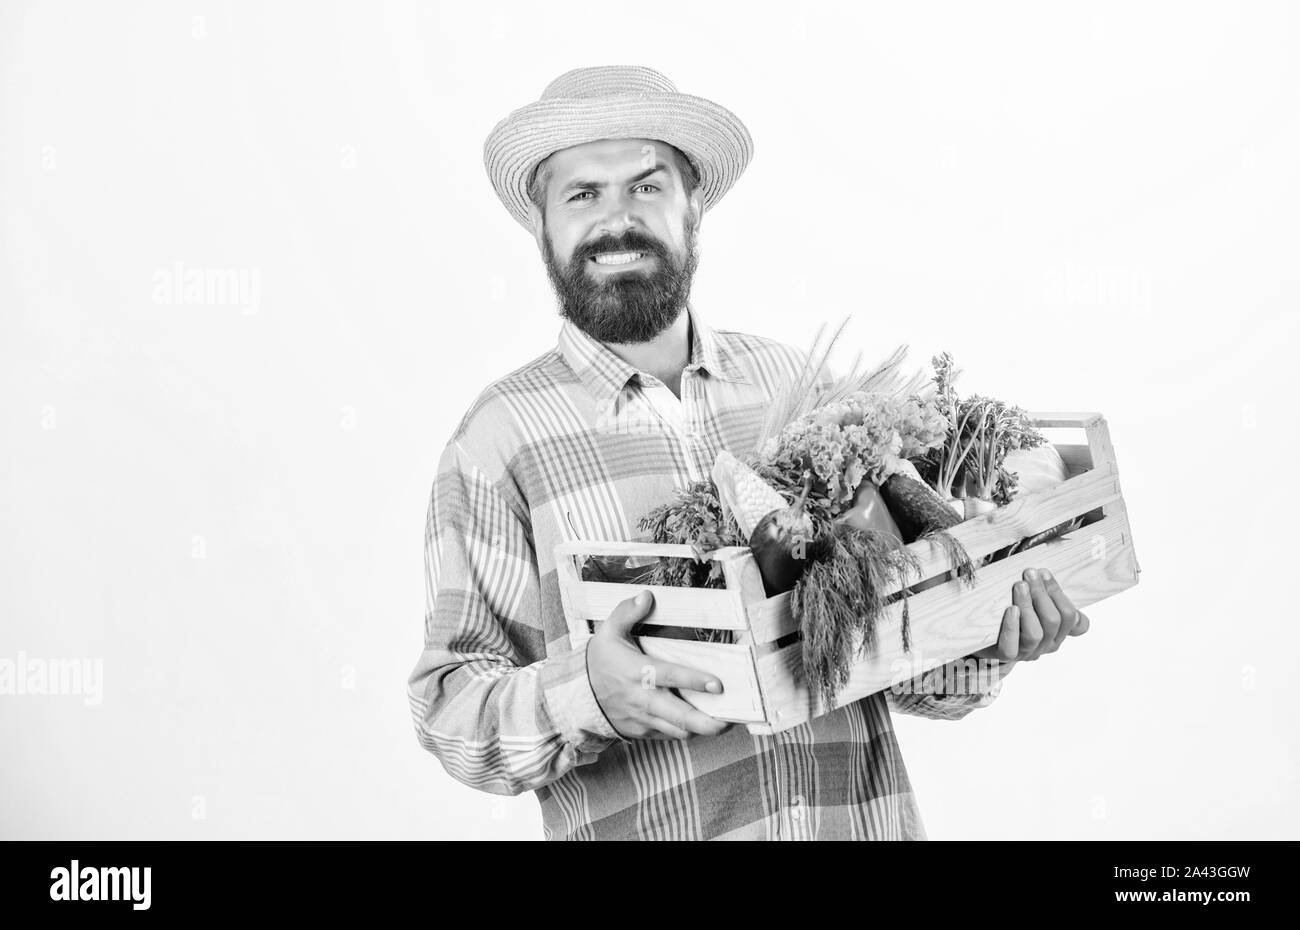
1023,569,1061,659
645,690,732,737
643,721,736,740
992,574,1088,668
642,716,692,740
602,590,656,639
969,605,1019,661
1012,580,1044,661
644,660,723,696
995,604,1021,662
1040,571,1081,644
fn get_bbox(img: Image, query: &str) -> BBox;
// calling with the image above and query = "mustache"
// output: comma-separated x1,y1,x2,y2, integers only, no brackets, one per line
572,230,669,265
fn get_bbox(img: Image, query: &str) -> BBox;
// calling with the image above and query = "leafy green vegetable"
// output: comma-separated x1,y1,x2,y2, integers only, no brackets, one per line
763,391,948,510
637,480,744,588
922,352,1045,502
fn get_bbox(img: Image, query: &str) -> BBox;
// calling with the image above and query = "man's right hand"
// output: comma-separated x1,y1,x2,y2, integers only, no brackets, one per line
587,590,733,740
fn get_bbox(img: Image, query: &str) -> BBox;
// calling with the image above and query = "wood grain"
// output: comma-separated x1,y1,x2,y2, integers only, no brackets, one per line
754,507,1137,730
1028,412,1102,429
561,580,750,630
554,540,750,561
743,460,1124,645
635,638,768,723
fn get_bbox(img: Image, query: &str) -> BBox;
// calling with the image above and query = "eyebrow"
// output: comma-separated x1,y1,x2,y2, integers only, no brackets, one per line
557,164,670,197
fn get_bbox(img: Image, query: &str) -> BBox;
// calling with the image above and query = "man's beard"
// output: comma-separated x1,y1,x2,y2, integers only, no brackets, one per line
542,220,698,344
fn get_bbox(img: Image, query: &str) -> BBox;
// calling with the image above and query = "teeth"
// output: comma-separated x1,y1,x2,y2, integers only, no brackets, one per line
593,252,643,265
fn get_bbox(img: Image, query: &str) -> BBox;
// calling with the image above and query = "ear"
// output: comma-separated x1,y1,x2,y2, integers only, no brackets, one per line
687,186,705,234
527,202,546,255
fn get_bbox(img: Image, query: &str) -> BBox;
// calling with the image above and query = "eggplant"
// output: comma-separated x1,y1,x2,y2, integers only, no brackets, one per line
749,473,815,597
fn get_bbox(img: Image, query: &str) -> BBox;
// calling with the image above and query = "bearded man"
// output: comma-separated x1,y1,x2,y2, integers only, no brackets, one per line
408,66,1088,840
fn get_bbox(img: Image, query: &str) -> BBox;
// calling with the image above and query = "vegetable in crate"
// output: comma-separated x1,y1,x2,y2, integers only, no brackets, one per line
636,480,750,643
636,326,1049,708
712,451,814,597
839,478,903,540
1001,443,1067,495
878,464,962,542
636,480,745,590
918,351,1087,559
740,353,977,705
920,351,1046,508
760,387,975,585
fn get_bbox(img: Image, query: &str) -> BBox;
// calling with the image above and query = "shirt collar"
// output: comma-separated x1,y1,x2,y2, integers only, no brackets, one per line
557,303,749,409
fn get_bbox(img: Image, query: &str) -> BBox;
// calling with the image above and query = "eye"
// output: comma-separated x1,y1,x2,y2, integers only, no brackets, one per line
568,191,594,202
633,184,659,194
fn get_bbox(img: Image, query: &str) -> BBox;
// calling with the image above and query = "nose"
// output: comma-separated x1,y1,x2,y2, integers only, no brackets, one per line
597,212,636,237
596,193,638,237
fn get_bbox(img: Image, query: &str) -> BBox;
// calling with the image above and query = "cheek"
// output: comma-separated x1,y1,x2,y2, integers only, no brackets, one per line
655,204,692,249
667,223,692,255
549,223,585,264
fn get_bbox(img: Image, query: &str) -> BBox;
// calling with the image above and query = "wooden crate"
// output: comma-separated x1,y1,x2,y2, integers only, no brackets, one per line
555,413,1139,734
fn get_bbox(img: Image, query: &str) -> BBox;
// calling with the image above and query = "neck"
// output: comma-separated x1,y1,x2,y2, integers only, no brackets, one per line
604,307,692,397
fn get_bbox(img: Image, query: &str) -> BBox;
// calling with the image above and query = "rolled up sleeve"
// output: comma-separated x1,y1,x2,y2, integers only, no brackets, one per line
885,657,1014,721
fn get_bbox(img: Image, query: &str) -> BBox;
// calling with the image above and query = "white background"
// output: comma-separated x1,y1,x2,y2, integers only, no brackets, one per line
2,0,1297,840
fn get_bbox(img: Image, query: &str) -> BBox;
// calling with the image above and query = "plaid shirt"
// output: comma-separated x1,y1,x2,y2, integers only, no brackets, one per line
407,304,1009,840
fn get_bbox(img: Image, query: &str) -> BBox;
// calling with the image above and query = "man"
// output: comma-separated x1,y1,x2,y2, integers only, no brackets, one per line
408,65,1089,840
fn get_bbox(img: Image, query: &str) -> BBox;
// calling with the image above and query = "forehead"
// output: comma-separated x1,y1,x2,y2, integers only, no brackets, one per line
543,138,681,184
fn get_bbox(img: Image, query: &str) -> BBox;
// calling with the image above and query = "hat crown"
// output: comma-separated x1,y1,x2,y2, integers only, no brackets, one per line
540,65,679,101
485,65,752,231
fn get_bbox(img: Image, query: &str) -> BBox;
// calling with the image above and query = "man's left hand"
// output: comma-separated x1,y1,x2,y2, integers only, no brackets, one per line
972,568,1090,664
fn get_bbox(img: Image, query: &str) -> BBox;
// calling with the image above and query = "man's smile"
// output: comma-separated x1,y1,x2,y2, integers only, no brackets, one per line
589,251,652,268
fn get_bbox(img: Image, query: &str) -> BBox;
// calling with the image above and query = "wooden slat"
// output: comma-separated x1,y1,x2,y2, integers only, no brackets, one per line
1084,417,1117,471
754,506,1137,732
746,591,795,645
1085,417,1121,524
1084,417,1139,574
554,538,590,647
719,549,767,646
1028,412,1102,429
563,580,750,630
636,638,767,723
901,462,1120,585
553,540,749,561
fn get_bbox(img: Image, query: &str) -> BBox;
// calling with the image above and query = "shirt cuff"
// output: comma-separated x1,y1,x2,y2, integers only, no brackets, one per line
887,656,1013,719
934,655,1013,703
540,639,625,752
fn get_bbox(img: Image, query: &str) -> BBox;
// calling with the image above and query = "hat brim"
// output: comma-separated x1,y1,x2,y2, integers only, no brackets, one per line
483,92,754,231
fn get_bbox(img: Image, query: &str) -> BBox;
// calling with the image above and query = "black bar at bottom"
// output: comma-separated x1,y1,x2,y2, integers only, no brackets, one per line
0,840,1290,917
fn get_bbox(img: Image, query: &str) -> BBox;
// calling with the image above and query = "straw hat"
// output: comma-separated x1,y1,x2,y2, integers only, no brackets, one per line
483,65,754,231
